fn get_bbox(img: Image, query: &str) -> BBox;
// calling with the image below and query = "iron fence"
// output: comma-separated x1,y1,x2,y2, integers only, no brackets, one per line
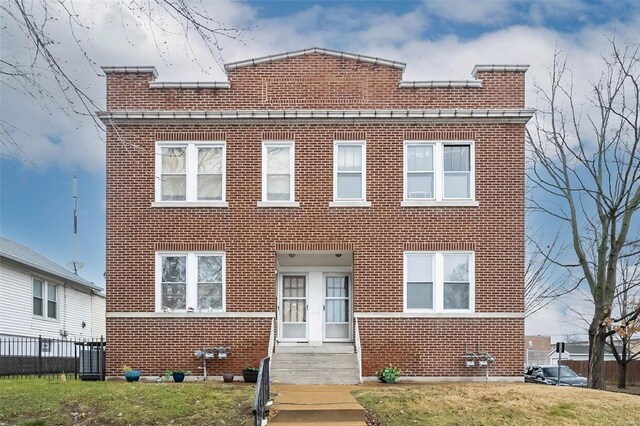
0,335,105,380
253,356,271,426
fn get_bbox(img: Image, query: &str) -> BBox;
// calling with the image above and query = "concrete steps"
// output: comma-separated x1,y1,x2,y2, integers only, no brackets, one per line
271,344,359,385
270,384,365,425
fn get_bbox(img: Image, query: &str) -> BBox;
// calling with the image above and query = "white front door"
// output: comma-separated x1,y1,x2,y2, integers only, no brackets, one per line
279,275,308,342
278,272,352,344
323,275,352,341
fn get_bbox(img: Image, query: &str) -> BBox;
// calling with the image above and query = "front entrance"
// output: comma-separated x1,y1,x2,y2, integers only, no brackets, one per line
276,251,353,345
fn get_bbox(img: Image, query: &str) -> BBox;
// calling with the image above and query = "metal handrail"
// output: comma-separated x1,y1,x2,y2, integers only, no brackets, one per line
355,317,363,383
252,356,271,426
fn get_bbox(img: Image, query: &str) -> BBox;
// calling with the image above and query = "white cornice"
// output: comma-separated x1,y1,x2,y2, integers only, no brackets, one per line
98,108,535,122
471,64,529,78
354,312,525,319
106,312,275,318
400,80,482,88
102,66,158,78
224,47,406,71
149,81,230,89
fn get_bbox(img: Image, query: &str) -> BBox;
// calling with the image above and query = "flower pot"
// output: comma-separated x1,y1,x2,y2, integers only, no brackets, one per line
172,372,186,383
124,370,141,382
223,373,234,383
242,369,258,383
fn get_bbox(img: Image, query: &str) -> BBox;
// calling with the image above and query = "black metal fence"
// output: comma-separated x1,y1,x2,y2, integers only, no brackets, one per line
0,335,105,380
253,356,271,426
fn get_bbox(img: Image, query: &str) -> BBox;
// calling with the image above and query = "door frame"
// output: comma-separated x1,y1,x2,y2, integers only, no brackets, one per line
322,273,353,342
277,273,310,343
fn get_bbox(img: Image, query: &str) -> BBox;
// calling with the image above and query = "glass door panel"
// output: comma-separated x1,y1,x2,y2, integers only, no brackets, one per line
324,276,350,340
281,275,307,340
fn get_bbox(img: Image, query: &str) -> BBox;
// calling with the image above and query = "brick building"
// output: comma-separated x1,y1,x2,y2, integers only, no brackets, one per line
100,48,531,382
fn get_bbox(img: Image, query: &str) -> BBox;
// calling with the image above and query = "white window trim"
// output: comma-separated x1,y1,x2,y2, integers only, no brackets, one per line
32,277,59,321
403,251,475,314
333,140,367,203
154,140,227,205
155,251,226,313
261,140,296,205
402,140,475,206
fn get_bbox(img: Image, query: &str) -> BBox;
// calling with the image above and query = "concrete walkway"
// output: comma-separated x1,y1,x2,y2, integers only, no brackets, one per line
270,384,366,425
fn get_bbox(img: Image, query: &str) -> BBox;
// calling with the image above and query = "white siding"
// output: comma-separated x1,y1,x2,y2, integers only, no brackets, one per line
0,260,105,340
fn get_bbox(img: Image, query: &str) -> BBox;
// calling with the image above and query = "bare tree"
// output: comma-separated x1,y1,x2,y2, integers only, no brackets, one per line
603,255,640,388
524,228,574,317
0,0,248,159
527,40,640,389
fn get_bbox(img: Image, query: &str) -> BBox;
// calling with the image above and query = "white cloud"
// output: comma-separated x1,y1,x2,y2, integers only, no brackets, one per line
422,0,513,25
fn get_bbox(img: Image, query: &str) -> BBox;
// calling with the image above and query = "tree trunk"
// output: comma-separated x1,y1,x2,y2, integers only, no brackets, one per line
588,316,607,389
618,362,627,388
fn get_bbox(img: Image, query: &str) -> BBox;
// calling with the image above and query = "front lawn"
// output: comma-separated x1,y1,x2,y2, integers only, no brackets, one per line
354,382,640,426
0,379,254,426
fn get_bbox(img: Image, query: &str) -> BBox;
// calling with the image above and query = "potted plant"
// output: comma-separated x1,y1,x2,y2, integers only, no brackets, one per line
222,373,234,383
165,370,191,383
376,365,401,384
242,364,259,383
123,365,141,382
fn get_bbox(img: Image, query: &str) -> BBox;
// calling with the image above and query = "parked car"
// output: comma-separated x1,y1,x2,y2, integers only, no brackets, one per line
524,365,588,387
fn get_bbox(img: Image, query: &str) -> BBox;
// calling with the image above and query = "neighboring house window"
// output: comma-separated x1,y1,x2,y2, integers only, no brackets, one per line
404,141,474,201
156,252,225,312
47,283,57,319
404,252,474,312
155,142,226,203
33,278,57,319
334,141,366,201
262,141,295,202
33,279,43,316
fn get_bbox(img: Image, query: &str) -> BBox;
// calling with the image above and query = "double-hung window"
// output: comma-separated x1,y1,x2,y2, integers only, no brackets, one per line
155,141,226,205
156,252,225,312
33,278,57,319
403,141,474,204
404,252,474,313
261,141,296,206
333,141,367,204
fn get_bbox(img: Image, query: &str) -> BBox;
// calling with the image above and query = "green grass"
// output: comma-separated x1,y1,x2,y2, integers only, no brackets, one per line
353,383,640,426
0,378,254,426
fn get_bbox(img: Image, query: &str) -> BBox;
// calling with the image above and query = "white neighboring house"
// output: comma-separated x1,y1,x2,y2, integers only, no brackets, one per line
549,342,619,364
0,236,105,345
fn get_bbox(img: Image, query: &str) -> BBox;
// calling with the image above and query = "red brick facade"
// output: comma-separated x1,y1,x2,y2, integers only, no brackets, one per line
103,50,528,378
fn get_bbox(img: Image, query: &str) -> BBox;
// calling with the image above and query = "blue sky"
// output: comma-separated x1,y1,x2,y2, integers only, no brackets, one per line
2,0,639,337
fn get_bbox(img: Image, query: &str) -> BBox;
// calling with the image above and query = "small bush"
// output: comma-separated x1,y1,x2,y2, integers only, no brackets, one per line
376,365,402,383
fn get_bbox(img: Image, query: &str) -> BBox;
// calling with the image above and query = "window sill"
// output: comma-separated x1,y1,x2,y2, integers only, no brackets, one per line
401,200,479,207
329,201,372,208
257,201,300,208
151,201,229,208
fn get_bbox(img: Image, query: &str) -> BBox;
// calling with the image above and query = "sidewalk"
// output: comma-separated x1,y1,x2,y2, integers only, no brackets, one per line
269,384,366,425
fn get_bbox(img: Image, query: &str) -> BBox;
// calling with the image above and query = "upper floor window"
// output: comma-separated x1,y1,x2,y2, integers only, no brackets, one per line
404,141,474,202
262,141,295,203
404,251,474,313
156,252,225,312
33,278,57,319
334,141,366,202
155,141,226,203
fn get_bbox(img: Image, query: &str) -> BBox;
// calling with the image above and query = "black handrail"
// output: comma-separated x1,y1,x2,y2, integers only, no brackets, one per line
252,356,271,426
